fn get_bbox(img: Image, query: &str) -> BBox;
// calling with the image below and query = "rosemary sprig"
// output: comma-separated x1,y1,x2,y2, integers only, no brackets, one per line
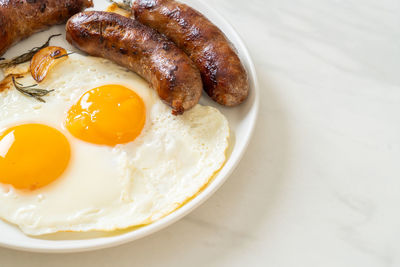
12,76,54,103
0,34,61,69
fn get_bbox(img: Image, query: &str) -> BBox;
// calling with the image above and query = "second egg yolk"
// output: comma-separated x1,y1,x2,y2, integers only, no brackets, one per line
65,85,146,146
0,124,70,191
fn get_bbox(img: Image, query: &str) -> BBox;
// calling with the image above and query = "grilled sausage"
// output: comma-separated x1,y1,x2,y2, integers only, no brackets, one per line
66,11,202,115
0,0,93,56
132,0,249,106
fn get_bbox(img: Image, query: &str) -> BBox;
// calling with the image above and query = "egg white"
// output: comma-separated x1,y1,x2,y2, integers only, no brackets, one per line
0,54,229,236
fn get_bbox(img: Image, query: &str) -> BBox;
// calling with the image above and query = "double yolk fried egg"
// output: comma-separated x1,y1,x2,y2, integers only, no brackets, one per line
0,54,229,236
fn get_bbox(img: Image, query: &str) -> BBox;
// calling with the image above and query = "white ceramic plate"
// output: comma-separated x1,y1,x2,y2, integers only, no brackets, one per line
0,0,259,253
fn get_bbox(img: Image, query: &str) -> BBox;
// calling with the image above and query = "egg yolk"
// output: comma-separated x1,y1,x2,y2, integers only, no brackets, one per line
0,124,71,191
65,85,146,146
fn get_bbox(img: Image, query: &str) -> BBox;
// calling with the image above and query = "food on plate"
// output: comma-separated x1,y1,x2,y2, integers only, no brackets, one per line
1,39,70,103
0,0,248,237
0,34,61,69
132,0,249,106
0,53,229,235
66,11,202,115
0,0,93,57
0,124,71,190
30,46,70,83
11,76,55,103
0,72,54,102
106,2,131,17
0,74,21,92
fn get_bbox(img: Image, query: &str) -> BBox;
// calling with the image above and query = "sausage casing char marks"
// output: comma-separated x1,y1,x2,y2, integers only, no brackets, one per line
66,11,202,115
0,0,93,56
133,0,250,106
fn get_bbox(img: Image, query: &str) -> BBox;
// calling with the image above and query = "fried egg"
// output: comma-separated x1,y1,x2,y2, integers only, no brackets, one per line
0,54,229,236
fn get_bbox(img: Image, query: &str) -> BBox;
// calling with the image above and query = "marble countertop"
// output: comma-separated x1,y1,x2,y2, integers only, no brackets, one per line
1,0,399,266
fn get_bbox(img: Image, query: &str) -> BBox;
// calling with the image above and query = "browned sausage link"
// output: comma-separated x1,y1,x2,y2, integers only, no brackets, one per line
133,0,249,107
0,0,93,56
66,11,202,115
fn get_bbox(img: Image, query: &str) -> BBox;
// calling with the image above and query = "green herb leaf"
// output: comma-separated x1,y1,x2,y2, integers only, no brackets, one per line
12,76,54,103
0,34,61,69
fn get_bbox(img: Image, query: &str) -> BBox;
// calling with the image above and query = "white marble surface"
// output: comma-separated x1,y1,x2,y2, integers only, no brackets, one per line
1,0,400,266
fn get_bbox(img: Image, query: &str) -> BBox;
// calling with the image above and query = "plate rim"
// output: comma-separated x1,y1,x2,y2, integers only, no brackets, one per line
0,0,260,253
